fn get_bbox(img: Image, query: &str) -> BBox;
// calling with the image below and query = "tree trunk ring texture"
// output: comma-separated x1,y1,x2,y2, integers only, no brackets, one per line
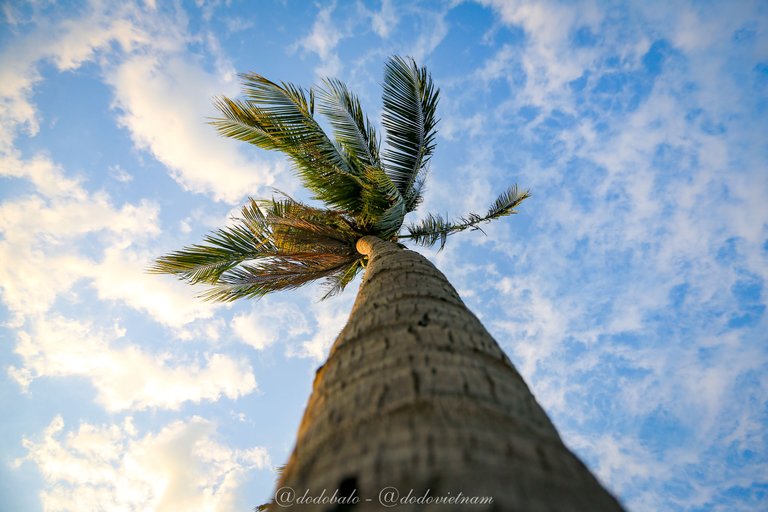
271,236,624,511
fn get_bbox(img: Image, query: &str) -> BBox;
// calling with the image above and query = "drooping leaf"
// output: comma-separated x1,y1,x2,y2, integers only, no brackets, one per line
201,253,357,302
151,195,364,301
320,258,365,300
148,198,273,284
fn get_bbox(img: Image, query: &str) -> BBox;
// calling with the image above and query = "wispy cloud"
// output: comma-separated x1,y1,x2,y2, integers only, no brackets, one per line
370,0,399,39
478,0,603,107
409,5,450,62
294,2,343,77
1,2,765,510
446,1,768,508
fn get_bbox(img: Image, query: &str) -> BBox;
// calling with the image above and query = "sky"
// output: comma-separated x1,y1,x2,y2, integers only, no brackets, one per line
0,0,766,510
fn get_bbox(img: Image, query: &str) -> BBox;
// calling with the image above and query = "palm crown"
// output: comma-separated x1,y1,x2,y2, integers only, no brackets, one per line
151,56,529,300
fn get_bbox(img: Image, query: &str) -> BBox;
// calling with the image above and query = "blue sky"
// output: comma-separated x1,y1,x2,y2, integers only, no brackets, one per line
1,1,766,510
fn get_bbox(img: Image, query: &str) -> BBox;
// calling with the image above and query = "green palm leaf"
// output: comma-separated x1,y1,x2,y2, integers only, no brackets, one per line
317,78,381,170
360,165,405,238
149,198,274,284
381,56,439,213
211,74,367,215
403,185,530,249
154,57,529,302
150,196,364,301
201,254,359,302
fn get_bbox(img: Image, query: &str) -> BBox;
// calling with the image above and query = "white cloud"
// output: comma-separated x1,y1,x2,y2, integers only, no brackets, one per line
0,152,83,198
439,112,485,141
222,16,254,33
0,1,276,204
0,2,148,153
492,276,569,402
294,3,343,77
9,315,257,411
636,2,759,56
474,44,518,84
232,298,311,350
51,12,147,71
0,155,160,322
0,152,228,332
289,291,356,360
109,164,134,183
371,0,398,39
16,415,270,512
567,432,663,508
107,52,276,203
91,244,219,330
478,0,603,106
409,7,450,62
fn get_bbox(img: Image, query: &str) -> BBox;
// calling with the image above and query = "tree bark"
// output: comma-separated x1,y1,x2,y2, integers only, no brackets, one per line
269,236,624,511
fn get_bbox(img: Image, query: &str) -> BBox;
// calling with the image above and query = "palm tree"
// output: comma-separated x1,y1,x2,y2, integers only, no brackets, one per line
151,56,624,511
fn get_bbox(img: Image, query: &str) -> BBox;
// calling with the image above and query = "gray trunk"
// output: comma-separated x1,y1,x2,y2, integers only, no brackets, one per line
268,236,624,511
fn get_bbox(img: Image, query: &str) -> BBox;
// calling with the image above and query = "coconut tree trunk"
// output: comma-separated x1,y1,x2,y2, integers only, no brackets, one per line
269,236,623,511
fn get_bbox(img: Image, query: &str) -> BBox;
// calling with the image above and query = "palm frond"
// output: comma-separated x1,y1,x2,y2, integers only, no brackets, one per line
155,58,530,303
401,185,530,249
406,163,429,212
381,56,439,213
151,195,364,301
314,78,407,236
211,74,367,215
148,199,273,284
362,166,405,238
201,253,358,302
267,198,359,254
320,258,365,300
237,73,350,173
317,78,381,170
486,185,531,218
356,165,405,237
